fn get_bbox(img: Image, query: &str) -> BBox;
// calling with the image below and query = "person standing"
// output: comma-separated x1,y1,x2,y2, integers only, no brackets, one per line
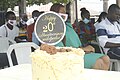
26,10,40,42
0,11,21,42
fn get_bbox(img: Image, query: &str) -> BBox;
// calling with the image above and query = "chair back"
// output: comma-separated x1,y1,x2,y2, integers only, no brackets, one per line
7,42,39,67
96,35,120,71
96,37,105,54
0,37,16,53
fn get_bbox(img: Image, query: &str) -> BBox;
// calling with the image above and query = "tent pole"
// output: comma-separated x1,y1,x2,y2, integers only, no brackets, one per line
75,0,79,28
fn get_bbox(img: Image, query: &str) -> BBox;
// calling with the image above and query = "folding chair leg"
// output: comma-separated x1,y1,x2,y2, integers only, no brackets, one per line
109,62,113,71
109,59,120,71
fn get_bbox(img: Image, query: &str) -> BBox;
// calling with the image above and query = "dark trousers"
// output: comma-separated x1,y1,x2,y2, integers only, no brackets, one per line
108,47,120,60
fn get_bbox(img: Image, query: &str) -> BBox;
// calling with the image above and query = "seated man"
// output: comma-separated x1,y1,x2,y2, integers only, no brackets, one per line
0,11,21,43
96,4,120,60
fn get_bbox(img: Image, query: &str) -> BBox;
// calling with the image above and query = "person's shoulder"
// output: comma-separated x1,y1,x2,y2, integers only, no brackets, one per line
97,19,107,26
26,18,34,26
79,21,85,27
95,20,107,31
14,26,19,30
79,21,84,24
0,24,6,29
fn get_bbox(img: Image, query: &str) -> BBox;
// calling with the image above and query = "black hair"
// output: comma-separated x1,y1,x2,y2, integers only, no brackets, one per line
80,8,90,18
97,12,107,23
32,10,40,18
39,11,44,15
108,4,120,14
50,3,64,13
5,11,15,20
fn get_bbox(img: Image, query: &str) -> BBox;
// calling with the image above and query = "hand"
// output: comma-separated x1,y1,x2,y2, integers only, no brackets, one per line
81,45,95,53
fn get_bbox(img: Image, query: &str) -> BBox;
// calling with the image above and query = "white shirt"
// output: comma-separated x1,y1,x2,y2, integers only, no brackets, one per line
0,24,19,40
96,18,120,53
26,18,34,26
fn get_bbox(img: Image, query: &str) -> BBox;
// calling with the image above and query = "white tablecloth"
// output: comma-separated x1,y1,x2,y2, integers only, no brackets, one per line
0,64,120,80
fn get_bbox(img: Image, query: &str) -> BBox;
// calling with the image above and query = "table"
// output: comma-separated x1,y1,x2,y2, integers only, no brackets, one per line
0,64,120,80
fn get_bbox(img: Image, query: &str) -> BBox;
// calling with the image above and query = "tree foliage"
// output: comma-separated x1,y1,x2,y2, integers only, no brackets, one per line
0,0,72,11
27,0,71,5
0,0,19,11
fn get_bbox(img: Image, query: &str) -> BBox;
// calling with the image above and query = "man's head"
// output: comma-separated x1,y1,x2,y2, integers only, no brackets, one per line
21,13,28,22
32,10,40,20
5,11,16,26
107,4,120,22
5,11,16,21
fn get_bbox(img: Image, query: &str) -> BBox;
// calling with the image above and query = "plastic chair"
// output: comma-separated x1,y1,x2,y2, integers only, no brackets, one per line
7,42,39,67
0,37,16,53
96,36,120,71
0,37,16,68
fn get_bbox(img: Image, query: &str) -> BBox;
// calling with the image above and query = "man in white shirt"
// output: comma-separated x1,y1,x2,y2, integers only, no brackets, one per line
0,11,20,42
96,4,120,60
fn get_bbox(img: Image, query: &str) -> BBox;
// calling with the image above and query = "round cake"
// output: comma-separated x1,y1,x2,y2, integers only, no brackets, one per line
31,44,85,80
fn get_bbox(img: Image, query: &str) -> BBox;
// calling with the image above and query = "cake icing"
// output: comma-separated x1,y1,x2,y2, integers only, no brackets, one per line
31,44,85,80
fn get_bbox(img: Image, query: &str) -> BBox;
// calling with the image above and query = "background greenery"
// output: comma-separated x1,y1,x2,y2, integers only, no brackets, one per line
0,0,72,11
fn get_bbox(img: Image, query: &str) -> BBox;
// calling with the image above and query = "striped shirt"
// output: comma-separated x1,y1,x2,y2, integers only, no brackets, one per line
96,18,120,53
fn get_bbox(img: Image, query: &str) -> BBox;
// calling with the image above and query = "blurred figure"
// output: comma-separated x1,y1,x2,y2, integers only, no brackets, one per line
17,13,28,29
97,12,107,23
26,10,40,42
32,11,44,46
17,13,28,41
27,10,44,42
26,10,41,26
0,11,22,42
79,8,96,46
72,19,80,35
94,12,107,27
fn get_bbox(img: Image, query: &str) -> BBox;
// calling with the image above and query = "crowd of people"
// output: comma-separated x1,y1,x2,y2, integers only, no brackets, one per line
0,3,120,71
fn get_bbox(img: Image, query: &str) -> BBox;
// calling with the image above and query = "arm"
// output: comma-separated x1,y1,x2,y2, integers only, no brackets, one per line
62,36,66,46
105,42,120,48
80,45,95,53
97,21,120,48
98,30,120,48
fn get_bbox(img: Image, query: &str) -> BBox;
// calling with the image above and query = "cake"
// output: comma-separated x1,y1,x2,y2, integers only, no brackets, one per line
31,44,85,80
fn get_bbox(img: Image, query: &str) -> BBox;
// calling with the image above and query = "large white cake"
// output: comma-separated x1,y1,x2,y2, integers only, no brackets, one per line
31,44,85,80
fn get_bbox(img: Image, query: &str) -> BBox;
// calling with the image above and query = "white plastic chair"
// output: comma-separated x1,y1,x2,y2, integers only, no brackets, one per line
96,36,120,71
7,42,39,67
0,37,16,68
0,37,16,53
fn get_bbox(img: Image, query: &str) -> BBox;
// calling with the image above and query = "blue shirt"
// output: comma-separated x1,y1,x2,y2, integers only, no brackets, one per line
32,32,40,46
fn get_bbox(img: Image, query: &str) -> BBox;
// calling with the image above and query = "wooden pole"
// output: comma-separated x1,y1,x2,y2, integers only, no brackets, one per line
103,0,109,12
116,0,120,7
19,0,26,18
